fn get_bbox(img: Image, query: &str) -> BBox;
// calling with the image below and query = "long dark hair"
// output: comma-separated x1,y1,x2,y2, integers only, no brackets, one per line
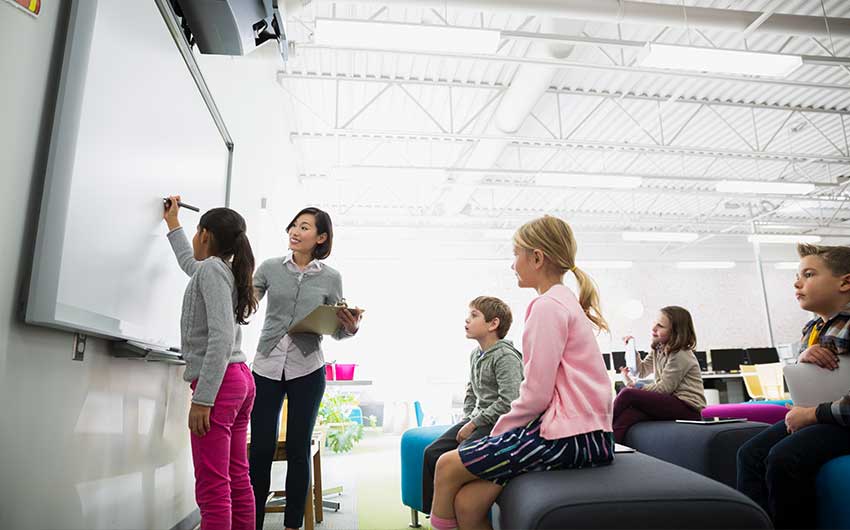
658,306,697,354
198,208,258,325
287,207,334,260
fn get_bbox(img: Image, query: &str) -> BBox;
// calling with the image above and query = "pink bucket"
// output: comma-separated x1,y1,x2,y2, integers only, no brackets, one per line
334,363,356,380
324,363,335,380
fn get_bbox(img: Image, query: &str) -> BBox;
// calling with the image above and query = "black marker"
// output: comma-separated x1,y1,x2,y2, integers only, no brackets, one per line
163,198,200,212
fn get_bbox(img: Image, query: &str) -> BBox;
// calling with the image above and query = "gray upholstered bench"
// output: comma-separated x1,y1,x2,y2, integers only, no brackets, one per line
624,420,769,488
493,451,771,530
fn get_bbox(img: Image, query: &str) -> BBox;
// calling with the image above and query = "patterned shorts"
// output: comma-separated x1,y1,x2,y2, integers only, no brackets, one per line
458,416,614,486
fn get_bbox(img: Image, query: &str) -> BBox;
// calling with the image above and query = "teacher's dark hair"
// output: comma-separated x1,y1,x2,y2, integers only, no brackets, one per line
287,207,333,260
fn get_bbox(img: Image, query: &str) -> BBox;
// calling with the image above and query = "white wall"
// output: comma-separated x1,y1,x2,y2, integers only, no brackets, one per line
0,3,198,529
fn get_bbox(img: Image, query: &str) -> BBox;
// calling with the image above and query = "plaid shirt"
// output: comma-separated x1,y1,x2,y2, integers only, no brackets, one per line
803,304,850,426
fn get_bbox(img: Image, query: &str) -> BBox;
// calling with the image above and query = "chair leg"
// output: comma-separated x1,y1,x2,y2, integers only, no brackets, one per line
305,480,315,530
313,447,323,523
409,507,421,528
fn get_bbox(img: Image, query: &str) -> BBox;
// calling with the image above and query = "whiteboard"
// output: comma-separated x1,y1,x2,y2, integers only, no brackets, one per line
26,0,232,348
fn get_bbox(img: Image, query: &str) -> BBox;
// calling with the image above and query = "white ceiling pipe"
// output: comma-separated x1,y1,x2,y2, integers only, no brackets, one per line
438,18,580,214
282,0,850,39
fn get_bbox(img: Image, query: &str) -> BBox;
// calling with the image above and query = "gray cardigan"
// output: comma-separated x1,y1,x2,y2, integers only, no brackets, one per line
168,227,246,406
253,257,351,357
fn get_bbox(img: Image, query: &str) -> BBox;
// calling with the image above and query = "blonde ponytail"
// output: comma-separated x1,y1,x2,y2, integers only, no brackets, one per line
572,265,609,333
514,215,609,332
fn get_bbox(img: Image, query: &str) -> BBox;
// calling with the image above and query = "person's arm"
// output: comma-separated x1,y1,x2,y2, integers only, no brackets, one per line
470,352,523,428
253,262,268,302
640,353,687,394
166,227,200,278
191,262,237,407
815,393,850,426
636,350,654,378
163,195,199,277
492,298,565,434
462,381,476,419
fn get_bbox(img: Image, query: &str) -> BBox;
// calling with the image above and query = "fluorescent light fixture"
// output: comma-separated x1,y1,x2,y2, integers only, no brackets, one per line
638,43,802,77
315,18,500,55
676,261,736,270
577,260,634,269
535,174,642,189
716,180,815,195
622,231,699,243
747,234,822,244
774,262,800,270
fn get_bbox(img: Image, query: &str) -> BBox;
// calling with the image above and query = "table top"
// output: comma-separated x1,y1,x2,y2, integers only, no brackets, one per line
326,380,373,386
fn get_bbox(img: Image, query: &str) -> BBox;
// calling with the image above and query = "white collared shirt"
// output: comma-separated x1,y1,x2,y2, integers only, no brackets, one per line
252,253,327,381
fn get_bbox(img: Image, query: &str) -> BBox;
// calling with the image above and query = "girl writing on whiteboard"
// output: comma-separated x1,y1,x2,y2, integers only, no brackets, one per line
164,195,259,530
249,207,362,530
614,306,706,442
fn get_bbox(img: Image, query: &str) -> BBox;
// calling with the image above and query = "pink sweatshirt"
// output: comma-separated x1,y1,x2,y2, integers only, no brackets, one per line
491,284,613,440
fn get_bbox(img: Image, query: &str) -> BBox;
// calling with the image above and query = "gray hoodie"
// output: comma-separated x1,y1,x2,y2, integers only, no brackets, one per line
463,339,524,428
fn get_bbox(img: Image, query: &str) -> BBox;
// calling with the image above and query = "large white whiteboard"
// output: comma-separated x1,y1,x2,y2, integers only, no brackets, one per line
26,0,231,348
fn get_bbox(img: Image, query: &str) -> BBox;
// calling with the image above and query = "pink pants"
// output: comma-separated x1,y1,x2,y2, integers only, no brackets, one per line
191,362,256,530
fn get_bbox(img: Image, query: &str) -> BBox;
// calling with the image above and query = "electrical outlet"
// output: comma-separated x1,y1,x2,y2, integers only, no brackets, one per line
72,333,87,361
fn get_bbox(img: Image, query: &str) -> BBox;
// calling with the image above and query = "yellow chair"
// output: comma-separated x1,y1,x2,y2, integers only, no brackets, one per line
740,365,765,400
755,363,788,400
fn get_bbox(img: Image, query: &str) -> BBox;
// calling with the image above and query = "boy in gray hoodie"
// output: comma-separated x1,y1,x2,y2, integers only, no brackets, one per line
421,296,524,513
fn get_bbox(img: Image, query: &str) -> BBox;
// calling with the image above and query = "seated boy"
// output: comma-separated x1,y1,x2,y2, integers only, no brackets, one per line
737,243,850,529
421,296,523,514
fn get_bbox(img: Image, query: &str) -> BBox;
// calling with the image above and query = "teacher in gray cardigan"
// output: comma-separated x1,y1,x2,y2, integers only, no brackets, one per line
249,207,361,530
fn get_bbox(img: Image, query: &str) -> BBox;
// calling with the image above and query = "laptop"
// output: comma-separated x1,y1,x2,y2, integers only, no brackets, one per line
783,361,850,408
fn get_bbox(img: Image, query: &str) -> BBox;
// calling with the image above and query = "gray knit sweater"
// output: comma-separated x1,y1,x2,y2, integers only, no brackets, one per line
168,227,246,406
253,257,350,357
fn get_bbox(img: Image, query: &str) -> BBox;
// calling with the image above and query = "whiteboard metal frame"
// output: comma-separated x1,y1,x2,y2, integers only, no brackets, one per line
25,0,233,342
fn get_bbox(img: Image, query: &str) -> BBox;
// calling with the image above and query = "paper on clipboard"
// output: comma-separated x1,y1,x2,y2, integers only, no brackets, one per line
288,302,364,335
625,338,639,374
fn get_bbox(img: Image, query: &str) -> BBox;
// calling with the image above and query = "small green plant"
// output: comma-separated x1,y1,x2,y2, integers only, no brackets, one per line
318,394,364,454
368,415,378,428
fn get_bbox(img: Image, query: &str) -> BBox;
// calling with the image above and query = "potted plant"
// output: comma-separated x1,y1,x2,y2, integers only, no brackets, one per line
317,394,364,454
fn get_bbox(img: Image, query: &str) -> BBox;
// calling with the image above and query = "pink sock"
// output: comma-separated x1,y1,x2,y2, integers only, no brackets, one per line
429,514,458,530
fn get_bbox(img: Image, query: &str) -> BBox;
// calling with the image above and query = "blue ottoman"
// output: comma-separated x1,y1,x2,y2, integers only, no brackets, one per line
817,455,850,529
400,425,450,527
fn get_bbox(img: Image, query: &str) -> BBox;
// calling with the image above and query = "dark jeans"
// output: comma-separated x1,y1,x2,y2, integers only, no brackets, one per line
737,419,850,529
421,419,491,514
249,367,326,530
612,387,701,443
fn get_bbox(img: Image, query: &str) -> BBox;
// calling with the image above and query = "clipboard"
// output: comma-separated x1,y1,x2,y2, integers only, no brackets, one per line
288,301,364,335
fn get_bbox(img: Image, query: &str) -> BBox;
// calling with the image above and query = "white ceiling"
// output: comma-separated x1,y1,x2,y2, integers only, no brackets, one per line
273,0,850,258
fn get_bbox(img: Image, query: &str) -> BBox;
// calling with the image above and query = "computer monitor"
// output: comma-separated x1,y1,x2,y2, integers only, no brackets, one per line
611,351,626,372
746,347,780,365
694,351,708,372
601,352,612,371
709,348,747,373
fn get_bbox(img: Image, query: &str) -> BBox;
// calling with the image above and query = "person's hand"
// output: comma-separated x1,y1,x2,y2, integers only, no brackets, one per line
785,404,817,433
622,335,634,345
456,420,476,443
164,194,182,231
799,344,839,370
188,402,212,437
620,366,635,387
337,307,363,334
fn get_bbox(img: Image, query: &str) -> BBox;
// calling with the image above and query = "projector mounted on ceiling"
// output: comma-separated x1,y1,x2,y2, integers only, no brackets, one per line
171,0,289,62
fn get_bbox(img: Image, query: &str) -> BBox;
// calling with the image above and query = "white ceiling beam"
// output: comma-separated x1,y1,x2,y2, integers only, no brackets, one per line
290,129,850,164
277,72,850,116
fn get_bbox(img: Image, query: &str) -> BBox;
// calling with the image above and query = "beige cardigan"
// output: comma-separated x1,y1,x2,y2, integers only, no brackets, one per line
637,349,707,411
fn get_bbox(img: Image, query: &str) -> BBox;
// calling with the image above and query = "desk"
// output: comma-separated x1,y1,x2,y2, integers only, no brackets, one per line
701,373,746,403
